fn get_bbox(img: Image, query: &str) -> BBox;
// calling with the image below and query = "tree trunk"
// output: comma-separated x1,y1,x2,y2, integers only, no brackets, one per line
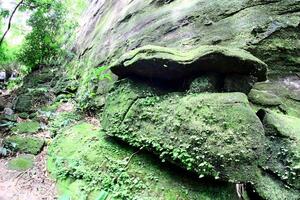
0,0,24,46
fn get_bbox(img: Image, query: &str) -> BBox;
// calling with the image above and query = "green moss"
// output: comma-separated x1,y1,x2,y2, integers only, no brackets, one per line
14,94,33,112
102,79,300,199
18,112,30,119
254,169,300,200
48,122,238,200
263,111,300,139
188,74,220,93
8,155,34,171
249,79,300,119
249,26,300,72
48,111,82,137
4,135,45,155
102,79,266,183
12,121,40,134
248,89,282,106
0,114,17,122
261,110,300,190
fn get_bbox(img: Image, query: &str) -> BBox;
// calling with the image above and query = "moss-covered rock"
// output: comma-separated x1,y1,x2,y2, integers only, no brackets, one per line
8,155,34,171
102,79,300,200
73,0,299,75
12,121,40,134
258,110,300,190
248,89,282,106
0,114,17,122
3,135,45,155
253,170,300,200
13,66,58,113
21,67,56,88
67,0,299,109
18,112,30,119
14,94,33,112
249,75,300,118
103,79,265,182
54,77,79,95
48,122,239,200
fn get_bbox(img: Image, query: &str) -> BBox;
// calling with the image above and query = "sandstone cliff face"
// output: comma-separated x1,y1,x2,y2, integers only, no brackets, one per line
68,0,299,110
73,0,299,73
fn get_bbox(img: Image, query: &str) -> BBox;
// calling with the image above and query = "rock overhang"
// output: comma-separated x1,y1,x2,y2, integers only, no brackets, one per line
110,45,268,82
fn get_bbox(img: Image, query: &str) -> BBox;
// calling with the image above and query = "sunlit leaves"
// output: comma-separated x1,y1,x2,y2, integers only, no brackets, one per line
18,0,66,69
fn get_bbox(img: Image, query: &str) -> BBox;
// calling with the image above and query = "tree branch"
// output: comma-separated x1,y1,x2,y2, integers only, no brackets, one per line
0,0,25,46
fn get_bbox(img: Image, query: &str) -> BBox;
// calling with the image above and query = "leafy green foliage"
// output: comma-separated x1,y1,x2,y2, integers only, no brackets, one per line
0,8,11,67
0,8,9,18
18,0,66,69
95,66,113,81
48,111,82,137
0,6,22,69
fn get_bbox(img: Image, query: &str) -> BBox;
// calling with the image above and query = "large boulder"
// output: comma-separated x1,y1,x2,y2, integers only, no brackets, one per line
110,45,267,82
102,79,300,199
258,110,300,190
103,80,266,181
14,94,33,112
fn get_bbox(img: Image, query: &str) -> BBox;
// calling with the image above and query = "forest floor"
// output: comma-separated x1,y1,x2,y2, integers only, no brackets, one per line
0,134,57,200
0,88,59,200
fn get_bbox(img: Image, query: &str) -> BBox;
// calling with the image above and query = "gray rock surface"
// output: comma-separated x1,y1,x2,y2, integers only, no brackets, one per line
69,0,300,107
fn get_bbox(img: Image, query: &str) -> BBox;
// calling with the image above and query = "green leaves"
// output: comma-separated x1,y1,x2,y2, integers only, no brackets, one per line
18,0,66,69
94,66,113,81
0,8,9,18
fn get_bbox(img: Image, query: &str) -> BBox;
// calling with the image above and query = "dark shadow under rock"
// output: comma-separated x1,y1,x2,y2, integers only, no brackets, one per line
110,45,267,83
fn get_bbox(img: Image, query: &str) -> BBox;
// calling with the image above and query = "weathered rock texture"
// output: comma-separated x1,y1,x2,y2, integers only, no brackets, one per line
69,0,300,108
102,79,300,200
102,80,266,181
110,45,267,81
73,0,299,72
249,74,300,118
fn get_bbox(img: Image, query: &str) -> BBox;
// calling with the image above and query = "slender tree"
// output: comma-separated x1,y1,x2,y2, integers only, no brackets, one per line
0,0,24,46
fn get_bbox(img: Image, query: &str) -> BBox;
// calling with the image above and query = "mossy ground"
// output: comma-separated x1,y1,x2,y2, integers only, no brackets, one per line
48,122,239,200
8,155,34,171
